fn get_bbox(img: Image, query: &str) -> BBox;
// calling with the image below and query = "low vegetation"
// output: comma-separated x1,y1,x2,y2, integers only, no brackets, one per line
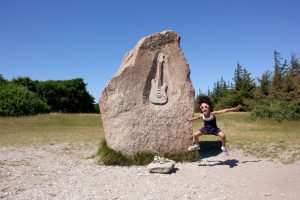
0,75,97,116
251,101,300,121
0,84,50,116
98,138,199,166
0,113,299,164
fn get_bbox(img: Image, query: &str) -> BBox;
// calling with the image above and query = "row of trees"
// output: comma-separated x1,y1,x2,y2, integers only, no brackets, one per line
195,51,300,121
0,76,98,116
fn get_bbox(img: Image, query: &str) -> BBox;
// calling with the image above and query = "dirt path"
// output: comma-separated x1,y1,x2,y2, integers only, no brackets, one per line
1,143,299,200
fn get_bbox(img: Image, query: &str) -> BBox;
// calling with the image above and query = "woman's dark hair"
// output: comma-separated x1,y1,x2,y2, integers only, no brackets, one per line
199,95,214,111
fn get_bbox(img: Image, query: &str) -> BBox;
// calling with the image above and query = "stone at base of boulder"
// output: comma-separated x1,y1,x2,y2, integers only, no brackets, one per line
147,156,176,174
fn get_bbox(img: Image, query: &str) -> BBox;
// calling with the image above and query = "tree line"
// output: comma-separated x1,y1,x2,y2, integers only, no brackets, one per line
195,51,300,121
0,76,98,116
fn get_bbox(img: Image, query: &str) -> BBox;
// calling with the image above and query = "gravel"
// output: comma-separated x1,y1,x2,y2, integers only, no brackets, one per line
1,143,299,200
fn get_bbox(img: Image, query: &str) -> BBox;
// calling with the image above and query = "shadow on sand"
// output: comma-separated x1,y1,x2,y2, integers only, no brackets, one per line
198,159,261,168
196,141,261,168
197,141,223,159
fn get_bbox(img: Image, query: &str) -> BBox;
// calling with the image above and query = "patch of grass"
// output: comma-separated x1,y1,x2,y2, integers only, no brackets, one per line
97,138,199,166
0,113,103,146
98,139,132,165
1,112,299,164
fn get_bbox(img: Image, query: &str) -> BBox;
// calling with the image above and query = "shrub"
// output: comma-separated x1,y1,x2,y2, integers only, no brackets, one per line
36,78,96,113
0,84,50,116
251,105,272,119
251,100,300,121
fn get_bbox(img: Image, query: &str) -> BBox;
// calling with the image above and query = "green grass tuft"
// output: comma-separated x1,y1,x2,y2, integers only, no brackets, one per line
97,138,199,166
98,139,131,165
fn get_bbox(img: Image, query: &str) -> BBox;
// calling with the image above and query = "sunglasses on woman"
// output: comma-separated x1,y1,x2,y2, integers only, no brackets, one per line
200,105,209,110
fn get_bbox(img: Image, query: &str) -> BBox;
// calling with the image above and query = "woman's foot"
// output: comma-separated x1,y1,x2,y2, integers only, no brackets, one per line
221,146,229,156
188,144,200,151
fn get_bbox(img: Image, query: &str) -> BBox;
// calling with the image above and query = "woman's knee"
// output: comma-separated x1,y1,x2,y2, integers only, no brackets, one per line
194,131,202,137
218,131,226,138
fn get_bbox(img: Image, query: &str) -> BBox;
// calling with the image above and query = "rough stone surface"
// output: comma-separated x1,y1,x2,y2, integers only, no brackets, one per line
147,156,176,174
100,30,195,156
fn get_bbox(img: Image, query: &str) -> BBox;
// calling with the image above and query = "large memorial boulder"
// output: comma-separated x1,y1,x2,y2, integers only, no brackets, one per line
100,30,195,156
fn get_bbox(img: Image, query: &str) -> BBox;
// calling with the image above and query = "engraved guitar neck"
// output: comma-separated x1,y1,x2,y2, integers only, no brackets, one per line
156,55,163,87
149,52,168,105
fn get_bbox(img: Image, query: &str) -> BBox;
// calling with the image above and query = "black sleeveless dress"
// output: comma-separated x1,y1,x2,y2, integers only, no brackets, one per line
199,114,221,135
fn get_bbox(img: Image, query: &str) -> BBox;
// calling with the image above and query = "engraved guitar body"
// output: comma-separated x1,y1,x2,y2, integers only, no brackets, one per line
150,79,168,104
149,53,168,105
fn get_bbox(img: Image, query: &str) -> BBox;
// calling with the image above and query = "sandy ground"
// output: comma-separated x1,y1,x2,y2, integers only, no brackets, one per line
0,143,299,200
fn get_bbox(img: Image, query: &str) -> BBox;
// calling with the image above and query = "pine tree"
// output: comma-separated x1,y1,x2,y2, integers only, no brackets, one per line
233,63,255,96
0,74,7,85
209,77,228,106
273,51,282,86
258,71,272,96
233,62,243,91
290,53,300,76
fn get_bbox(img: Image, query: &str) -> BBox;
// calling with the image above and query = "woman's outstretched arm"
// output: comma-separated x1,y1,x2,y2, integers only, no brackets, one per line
187,114,202,121
212,105,242,115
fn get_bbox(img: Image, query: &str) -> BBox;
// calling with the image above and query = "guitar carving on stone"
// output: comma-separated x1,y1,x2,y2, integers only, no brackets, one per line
149,53,168,105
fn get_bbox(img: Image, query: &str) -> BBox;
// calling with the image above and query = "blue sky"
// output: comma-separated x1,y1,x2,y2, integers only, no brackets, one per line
1,0,299,101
